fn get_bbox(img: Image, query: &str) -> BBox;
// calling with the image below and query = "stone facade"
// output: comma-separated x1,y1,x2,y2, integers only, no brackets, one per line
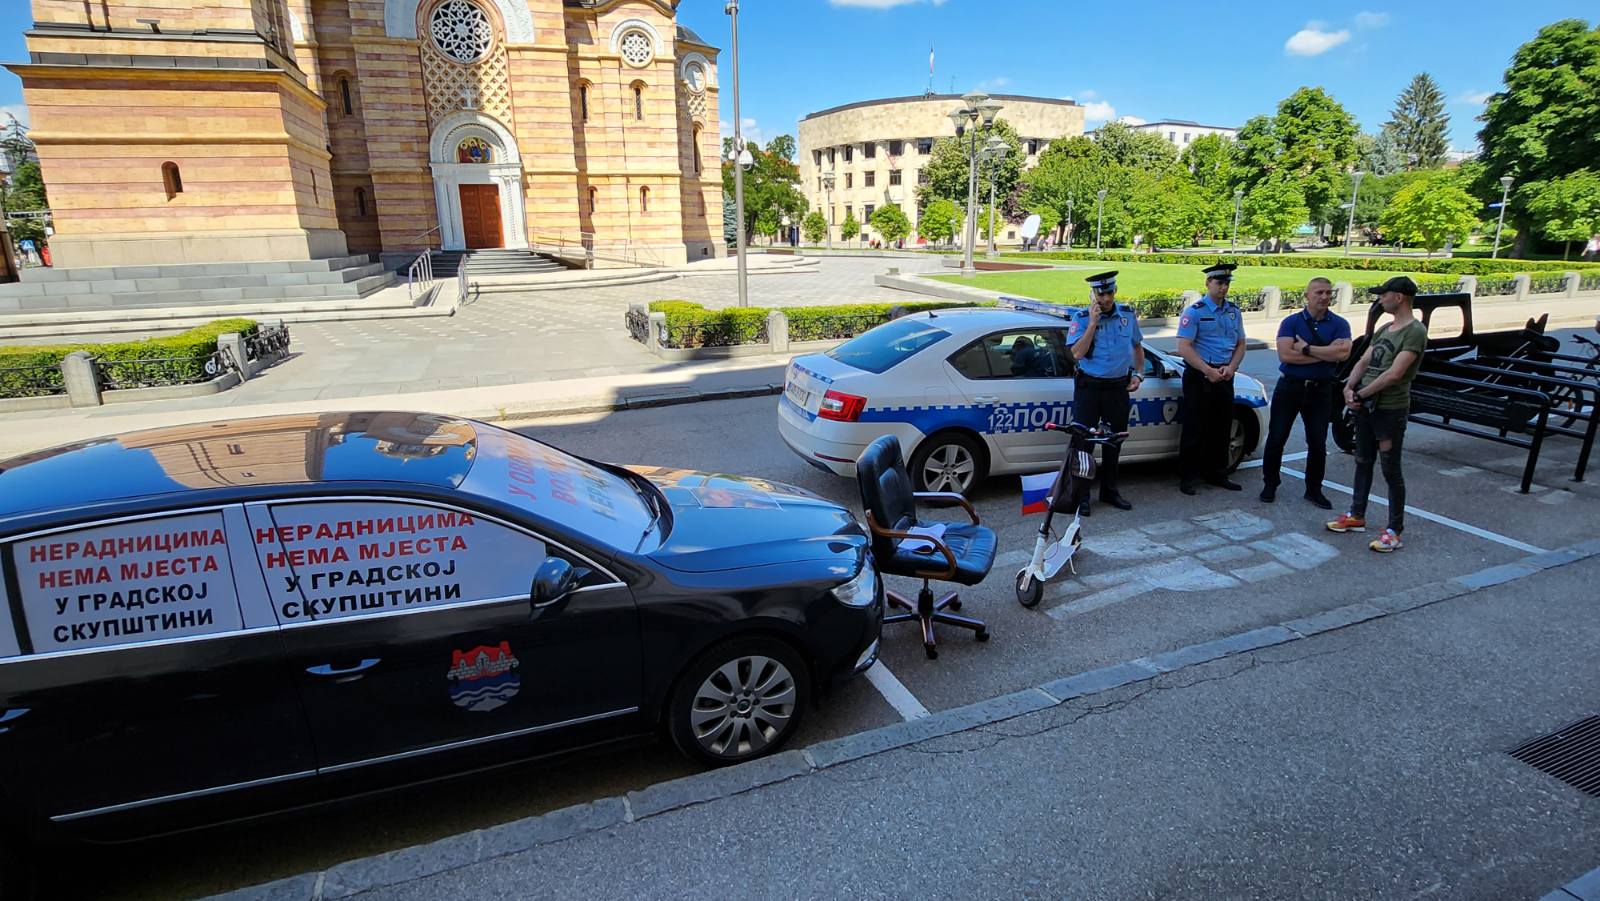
798,94,1083,247
8,0,724,268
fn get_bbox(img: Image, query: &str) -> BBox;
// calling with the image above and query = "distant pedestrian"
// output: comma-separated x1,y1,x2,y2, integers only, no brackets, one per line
1584,233,1600,262
1176,263,1247,495
1260,278,1351,508
1327,276,1427,553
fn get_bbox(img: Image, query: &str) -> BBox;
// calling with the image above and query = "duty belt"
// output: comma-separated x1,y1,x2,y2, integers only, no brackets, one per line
1076,373,1130,385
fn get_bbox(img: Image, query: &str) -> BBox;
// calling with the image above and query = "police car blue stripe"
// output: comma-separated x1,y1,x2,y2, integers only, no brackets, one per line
856,395,1190,437
780,392,818,423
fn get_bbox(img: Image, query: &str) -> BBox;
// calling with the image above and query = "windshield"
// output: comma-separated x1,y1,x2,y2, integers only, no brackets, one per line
826,318,951,374
463,425,656,552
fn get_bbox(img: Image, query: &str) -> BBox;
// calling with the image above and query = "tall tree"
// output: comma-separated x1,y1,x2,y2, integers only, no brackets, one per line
721,135,806,242
1020,152,1117,244
1356,125,1407,177
1524,170,1600,259
919,198,960,243
1476,19,1600,256
1093,121,1180,173
1386,73,1450,170
915,117,1025,213
1242,178,1310,252
839,210,860,243
1124,169,1209,250
1180,133,1238,238
1231,88,1360,227
1379,172,1479,255
869,204,911,244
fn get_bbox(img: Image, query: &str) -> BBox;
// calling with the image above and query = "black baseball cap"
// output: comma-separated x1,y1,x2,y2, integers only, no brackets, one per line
1368,276,1418,297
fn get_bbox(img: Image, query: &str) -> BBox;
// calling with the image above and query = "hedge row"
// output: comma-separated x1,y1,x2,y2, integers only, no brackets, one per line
0,319,258,397
1002,250,1600,276
648,300,992,348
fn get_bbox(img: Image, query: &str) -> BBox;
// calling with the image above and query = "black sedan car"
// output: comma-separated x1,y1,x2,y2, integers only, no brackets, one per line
0,412,881,861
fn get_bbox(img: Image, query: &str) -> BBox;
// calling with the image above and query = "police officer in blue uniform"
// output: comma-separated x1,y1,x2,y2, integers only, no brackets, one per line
1066,271,1144,514
1176,262,1247,495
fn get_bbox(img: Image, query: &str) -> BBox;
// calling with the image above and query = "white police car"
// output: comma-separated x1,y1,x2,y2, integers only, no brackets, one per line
778,302,1270,494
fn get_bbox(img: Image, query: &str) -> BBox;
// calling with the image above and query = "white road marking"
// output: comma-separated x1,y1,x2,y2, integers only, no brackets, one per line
865,663,930,721
1278,467,1548,554
1237,451,1308,470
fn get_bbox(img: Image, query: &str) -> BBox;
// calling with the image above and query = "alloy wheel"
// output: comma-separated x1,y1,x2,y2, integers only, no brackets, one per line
921,443,975,493
689,655,797,759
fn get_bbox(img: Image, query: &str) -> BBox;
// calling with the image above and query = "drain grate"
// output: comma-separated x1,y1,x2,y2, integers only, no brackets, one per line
1509,715,1600,798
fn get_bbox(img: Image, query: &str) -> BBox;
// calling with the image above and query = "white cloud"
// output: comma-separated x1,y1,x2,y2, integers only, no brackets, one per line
1081,101,1117,123
1077,89,1098,100
1285,22,1351,56
1354,11,1390,28
1116,115,1147,126
1455,89,1492,104
829,0,948,7
0,104,29,127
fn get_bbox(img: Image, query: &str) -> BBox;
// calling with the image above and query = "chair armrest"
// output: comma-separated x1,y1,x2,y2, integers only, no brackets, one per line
914,492,980,524
864,511,958,580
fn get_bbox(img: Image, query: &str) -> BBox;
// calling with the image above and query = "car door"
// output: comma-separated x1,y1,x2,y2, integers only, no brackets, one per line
948,327,1076,469
249,498,640,773
0,508,314,826
1126,347,1185,460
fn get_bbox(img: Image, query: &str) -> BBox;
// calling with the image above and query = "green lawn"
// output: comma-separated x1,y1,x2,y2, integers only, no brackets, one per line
930,260,1432,303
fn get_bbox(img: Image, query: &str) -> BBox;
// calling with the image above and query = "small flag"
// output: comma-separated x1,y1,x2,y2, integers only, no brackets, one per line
929,46,935,76
1020,471,1059,515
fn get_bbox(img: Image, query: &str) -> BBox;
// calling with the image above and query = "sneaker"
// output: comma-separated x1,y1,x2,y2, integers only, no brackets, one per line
1326,513,1367,533
1369,529,1403,553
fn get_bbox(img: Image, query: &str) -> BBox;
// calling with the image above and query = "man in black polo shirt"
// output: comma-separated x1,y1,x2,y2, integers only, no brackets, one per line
1259,277,1352,508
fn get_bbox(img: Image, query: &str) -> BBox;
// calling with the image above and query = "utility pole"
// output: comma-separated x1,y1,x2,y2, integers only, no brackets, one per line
726,1,749,307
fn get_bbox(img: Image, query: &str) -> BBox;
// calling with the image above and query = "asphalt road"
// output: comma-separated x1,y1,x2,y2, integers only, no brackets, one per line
47,332,1600,900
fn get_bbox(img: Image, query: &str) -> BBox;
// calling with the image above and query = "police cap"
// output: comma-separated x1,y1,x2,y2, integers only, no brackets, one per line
1201,263,1238,281
1085,271,1118,293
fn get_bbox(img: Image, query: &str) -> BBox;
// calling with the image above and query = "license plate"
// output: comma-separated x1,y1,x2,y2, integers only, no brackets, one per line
785,382,811,410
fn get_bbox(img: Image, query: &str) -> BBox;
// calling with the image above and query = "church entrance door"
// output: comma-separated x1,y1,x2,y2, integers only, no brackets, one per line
459,185,504,249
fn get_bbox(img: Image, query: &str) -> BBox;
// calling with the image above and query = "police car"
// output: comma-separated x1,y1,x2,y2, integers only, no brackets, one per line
778,300,1270,493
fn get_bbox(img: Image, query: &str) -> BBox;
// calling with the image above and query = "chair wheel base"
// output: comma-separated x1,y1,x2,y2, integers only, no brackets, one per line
948,599,963,612
975,630,990,642
925,645,938,660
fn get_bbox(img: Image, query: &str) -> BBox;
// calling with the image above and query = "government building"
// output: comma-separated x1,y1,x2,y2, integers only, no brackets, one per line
7,0,725,269
797,94,1083,247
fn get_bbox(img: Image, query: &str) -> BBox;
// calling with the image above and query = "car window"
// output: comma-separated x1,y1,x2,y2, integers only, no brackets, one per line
1143,350,1165,378
461,425,654,552
254,500,550,625
825,318,951,375
958,329,1073,380
947,340,992,379
8,511,246,655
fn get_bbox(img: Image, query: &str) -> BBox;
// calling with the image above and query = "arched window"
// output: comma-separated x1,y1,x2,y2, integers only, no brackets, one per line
588,187,598,213
639,186,650,213
692,125,702,174
355,187,368,216
161,161,183,199
339,77,354,116
632,83,644,121
579,83,589,123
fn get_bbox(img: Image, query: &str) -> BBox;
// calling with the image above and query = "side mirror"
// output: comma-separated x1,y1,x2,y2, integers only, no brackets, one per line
530,557,577,609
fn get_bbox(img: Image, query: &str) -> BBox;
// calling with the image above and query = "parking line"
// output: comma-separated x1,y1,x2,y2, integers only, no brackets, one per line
865,663,930,721
1279,467,1547,554
1237,451,1308,471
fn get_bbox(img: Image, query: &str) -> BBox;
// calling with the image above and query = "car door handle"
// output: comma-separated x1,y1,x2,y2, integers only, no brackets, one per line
306,659,381,678
973,395,999,404
0,708,29,734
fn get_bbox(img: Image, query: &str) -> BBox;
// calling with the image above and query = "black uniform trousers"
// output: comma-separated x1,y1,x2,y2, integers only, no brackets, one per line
1178,367,1235,483
1073,374,1131,498
1261,375,1335,494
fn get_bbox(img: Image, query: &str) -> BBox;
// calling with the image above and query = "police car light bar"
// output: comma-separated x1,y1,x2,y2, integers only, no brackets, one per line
998,296,1076,319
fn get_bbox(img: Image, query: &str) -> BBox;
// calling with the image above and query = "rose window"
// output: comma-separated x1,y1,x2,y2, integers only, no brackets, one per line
619,30,653,67
430,1,494,64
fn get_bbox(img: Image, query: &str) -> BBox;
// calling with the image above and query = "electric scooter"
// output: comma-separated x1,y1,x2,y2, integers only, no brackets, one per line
1014,421,1129,609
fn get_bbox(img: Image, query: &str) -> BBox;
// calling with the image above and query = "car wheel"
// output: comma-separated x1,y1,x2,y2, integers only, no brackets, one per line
668,637,809,766
1224,411,1254,473
910,432,986,495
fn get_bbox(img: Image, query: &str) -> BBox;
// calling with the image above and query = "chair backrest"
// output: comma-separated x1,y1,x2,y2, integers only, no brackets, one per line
855,435,918,560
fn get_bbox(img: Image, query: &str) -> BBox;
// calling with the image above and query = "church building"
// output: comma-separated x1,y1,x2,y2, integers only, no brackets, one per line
7,0,725,269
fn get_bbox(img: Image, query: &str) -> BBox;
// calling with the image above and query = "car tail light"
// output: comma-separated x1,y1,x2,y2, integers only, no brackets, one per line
818,389,867,422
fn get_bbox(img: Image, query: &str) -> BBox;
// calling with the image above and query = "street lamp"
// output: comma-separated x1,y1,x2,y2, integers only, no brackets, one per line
1094,187,1108,254
1344,171,1364,256
1230,187,1244,252
821,170,835,250
725,0,749,307
947,91,1003,275
1492,174,1514,259
982,136,1008,257
1065,193,1073,249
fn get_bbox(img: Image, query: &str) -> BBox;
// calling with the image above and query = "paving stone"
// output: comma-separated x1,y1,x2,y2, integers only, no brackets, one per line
1453,562,1539,591
627,751,811,819
1565,866,1600,901
1231,560,1294,583
1369,580,1469,614
1038,660,1162,701
1197,545,1256,564
1282,602,1387,637
476,798,628,860
319,830,480,899
1521,547,1586,571
808,689,1057,768
1142,626,1299,674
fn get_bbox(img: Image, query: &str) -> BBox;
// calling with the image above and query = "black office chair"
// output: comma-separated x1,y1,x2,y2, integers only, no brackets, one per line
856,435,993,659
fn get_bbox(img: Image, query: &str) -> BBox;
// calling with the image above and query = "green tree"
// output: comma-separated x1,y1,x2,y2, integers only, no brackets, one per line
1232,87,1360,228
1125,169,1210,249
722,194,738,246
1524,170,1600,259
1379,172,1479,255
801,210,827,245
1356,125,1406,177
1020,152,1116,245
919,197,960,243
2,160,50,244
1242,179,1309,251
1387,73,1450,170
915,118,1025,213
1476,20,1600,256
870,204,912,244
1038,135,1101,164
721,135,806,242
1093,121,1179,173
1031,206,1061,242
839,210,860,243
1180,133,1238,238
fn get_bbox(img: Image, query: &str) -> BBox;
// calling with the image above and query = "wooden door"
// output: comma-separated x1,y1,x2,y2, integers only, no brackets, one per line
459,184,504,249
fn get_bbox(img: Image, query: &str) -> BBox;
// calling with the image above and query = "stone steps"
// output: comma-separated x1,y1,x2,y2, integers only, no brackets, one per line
0,258,396,314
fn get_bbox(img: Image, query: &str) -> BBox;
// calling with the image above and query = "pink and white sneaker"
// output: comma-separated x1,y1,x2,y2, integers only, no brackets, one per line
1369,529,1403,553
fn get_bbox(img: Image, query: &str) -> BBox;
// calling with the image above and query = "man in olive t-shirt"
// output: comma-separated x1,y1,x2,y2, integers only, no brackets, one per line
1326,276,1428,553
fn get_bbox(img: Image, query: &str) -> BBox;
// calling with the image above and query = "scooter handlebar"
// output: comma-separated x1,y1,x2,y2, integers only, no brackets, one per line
1045,422,1129,445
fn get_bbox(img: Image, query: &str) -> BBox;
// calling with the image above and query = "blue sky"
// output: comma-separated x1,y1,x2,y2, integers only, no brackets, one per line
1,2,1592,153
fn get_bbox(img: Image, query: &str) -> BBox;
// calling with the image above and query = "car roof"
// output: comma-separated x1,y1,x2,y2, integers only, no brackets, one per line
898,307,1071,334
0,412,482,521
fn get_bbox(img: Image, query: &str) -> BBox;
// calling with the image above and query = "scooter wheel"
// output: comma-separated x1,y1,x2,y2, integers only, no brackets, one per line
1015,569,1044,609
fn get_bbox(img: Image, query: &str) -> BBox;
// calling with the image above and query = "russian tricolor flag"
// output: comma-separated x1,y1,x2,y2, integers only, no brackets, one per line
1020,471,1059,515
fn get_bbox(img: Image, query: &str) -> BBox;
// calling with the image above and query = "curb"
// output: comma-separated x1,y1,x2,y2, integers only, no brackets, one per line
206,538,1600,901
483,383,784,424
